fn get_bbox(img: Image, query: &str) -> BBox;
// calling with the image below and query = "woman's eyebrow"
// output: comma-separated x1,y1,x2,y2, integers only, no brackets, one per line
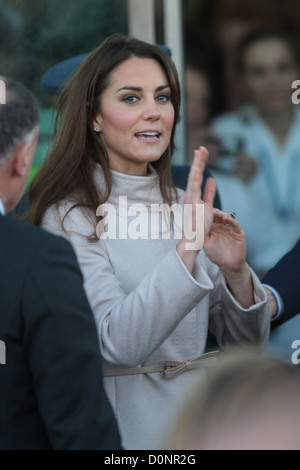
117,84,170,92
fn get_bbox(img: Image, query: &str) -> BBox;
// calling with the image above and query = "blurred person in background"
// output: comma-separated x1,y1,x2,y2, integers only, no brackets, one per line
210,0,284,110
185,64,219,164
185,63,257,182
210,28,300,278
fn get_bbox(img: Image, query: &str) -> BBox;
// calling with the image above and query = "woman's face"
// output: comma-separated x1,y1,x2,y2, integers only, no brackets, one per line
94,56,175,175
242,38,299,114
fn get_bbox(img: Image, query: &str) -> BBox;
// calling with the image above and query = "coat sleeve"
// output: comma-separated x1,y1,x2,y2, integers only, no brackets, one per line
262,239,300,325
21,234,122,450
206,258,270,348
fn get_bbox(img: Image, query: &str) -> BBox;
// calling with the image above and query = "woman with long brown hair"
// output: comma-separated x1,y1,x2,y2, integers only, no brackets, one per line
27,34,269,450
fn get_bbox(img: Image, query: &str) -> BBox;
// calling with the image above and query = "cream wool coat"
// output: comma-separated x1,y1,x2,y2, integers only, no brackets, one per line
42,164,269,450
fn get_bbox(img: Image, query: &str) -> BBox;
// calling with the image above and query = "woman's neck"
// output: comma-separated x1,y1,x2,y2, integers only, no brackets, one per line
109,158,149,176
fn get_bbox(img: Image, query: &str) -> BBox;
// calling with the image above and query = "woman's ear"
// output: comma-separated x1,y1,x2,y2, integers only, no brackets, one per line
93,115,102,133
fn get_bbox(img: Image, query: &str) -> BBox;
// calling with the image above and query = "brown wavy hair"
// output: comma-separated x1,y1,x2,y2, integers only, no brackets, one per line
26,33,181,239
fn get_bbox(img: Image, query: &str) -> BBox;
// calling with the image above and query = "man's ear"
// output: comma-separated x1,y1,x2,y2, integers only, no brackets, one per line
11,141,32,177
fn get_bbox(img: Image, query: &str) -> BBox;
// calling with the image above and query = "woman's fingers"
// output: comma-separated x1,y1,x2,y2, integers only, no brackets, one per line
185,147,209,203
202,176,217,207
212,209,243,233
193,146,209,171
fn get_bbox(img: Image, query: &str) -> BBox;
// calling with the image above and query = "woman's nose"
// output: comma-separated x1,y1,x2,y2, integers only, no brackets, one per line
142,99,161,120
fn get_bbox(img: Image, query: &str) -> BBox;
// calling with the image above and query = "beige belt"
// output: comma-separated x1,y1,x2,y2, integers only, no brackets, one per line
103,350,219,379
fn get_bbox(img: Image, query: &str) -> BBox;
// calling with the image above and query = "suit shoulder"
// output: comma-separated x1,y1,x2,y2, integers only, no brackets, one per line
0,216,73,255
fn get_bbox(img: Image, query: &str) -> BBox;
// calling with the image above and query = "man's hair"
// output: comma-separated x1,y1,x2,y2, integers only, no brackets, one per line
0,77,39,165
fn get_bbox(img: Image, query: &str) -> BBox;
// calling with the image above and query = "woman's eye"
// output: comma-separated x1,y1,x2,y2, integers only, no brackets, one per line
277,63,292,73
156,94,170,102
123,95,139,104
248,66,268,78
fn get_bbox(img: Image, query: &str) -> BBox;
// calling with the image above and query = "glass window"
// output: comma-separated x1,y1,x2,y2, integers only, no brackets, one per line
0,0,128,185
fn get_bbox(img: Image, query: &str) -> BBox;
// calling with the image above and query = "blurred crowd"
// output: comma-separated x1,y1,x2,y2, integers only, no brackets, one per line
184,0,300,278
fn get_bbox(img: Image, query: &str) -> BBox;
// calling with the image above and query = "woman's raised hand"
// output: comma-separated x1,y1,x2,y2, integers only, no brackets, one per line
176,147,216,272
203,209,247,272
177,147,253,308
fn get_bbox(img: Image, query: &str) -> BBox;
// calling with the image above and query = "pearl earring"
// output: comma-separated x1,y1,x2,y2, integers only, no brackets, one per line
94,126,100,133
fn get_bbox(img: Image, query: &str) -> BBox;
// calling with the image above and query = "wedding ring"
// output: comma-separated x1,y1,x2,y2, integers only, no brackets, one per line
228,212,237,219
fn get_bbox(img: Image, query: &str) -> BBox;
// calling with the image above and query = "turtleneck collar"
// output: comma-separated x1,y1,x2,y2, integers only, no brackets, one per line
94,163,163,206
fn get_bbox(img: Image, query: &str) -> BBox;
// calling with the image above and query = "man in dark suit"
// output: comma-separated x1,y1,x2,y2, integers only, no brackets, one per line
262,240,300,325
260,240,300,365
0,77,122,449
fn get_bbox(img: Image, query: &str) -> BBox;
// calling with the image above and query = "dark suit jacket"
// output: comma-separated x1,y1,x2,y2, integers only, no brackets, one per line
0,215,121,450
262,239,300,325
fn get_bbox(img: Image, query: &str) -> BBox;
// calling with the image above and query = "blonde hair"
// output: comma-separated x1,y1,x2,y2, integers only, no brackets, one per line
167,347,300,450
